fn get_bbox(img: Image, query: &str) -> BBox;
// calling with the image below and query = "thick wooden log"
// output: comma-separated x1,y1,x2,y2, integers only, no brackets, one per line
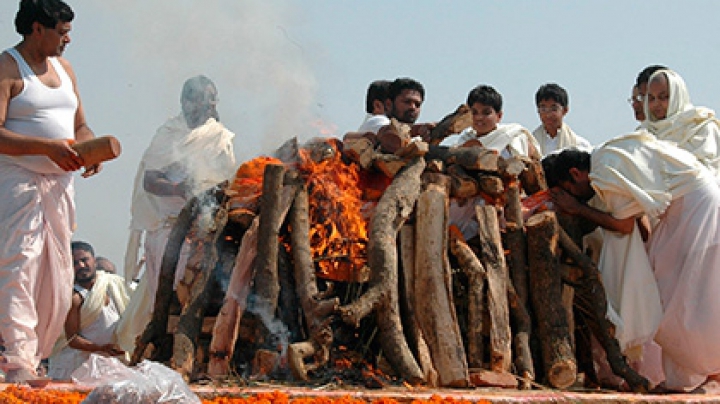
506,282,535,389
526,211,576,389
171,204,229,380
287,186,338,381
415,184,469,387
343,136,376,170
377,118,411,154
131,184,219,364
426,145,500,172
448,226,485,369
395,140,429,159
557,227,651,393
339,157,426,384
207,218,260,377
426,104,473,145
373,153,407,178
400,225,439,387
476,173,504,198
503,180,528,306
519,157,547,195
447,164,478,199
474,206,512,373
502,179,534,388
252,164,287,316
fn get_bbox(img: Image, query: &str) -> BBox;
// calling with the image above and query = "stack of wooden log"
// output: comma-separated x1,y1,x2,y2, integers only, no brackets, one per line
130,106,650,393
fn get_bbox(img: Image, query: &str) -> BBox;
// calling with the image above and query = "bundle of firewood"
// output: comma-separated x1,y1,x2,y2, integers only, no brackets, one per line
129,106,650,393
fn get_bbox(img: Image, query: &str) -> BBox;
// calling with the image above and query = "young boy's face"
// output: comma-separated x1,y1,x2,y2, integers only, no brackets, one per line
470,102,502,136
537,99,568,135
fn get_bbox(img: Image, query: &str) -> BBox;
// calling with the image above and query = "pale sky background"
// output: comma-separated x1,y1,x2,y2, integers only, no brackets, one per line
2,1,720,274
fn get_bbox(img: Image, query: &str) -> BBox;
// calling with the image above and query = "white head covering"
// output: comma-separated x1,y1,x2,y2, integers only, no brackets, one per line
640,69,720,177
643,69,692,125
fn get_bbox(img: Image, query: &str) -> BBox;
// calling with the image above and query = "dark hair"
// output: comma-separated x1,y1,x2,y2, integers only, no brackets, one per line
541,153,560,188
388,77,425,102
71,240,95,257
636,65,667,88
15,0,74,36
365,80,390,113
544,148,591,187
467,85,502,112
535,83,568,107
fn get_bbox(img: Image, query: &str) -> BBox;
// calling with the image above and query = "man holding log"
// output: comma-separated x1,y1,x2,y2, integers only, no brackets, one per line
548,132,720,392
0,0,104,382
117,75,236,353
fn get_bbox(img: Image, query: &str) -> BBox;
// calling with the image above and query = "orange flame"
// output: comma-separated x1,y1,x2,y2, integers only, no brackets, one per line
297,139,368,282
227,156,283,211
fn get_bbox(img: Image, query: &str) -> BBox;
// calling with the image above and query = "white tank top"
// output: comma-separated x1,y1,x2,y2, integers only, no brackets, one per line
1,47,78,174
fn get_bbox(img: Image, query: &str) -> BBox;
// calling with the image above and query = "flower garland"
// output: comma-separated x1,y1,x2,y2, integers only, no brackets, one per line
0,386,491,404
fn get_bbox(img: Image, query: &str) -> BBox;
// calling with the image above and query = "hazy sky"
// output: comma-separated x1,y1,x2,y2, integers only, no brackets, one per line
2,1,720,273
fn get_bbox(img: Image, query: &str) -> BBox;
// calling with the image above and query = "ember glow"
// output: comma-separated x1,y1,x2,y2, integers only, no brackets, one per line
228,143,369,283
227,156,284,213
297,140,369,282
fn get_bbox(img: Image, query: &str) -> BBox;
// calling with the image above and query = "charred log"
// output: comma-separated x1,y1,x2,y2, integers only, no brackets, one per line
338,157,427,384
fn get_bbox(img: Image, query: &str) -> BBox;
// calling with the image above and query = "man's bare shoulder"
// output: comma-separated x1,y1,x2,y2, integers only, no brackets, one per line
0,51,21,79
56,56,76,80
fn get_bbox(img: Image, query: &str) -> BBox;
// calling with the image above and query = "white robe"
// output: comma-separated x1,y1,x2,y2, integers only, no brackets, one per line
0,164,75,372
591,130,720,391
117,115,236,352
531,122,592,156
357,113,390,134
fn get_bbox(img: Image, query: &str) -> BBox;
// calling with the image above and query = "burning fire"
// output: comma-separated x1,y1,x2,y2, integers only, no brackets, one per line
297,139,369,282
228,140,369,283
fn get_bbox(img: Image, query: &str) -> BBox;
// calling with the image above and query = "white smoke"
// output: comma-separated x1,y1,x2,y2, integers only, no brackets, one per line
88,0,319,158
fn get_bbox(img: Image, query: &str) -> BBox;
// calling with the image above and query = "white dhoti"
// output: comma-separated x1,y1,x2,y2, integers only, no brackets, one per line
0,164,75,371
648,179,720,391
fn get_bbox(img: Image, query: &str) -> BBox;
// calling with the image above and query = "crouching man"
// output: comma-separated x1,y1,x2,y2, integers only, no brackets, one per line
547,130,720,392
47,241,130,380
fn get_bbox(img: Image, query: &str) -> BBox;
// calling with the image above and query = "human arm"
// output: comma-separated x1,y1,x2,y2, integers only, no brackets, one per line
59,57,101,178
65,293,124,355
0,53,84,171
550,187,636,234
143,164,189,198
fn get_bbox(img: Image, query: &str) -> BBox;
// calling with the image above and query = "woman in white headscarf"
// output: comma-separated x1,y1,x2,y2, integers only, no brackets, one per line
642,69,720,177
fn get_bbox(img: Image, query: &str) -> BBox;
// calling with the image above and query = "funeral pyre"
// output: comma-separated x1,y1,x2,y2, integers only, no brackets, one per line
130,109,652,393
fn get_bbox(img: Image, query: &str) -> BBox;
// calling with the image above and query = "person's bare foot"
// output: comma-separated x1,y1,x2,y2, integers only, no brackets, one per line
5,367,37,383
690,376,720,394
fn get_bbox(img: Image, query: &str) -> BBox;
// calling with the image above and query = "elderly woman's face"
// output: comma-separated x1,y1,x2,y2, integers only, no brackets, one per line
646,75,670,121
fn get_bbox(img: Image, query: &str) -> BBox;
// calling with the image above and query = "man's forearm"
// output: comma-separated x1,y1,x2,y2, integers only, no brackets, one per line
576,203,635,235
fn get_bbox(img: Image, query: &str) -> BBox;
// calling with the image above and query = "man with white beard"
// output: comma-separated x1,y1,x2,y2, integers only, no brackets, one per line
116,75,236,352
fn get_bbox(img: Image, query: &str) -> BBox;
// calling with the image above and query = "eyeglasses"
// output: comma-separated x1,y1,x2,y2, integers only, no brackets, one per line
627,94,645,104
537,105,564,114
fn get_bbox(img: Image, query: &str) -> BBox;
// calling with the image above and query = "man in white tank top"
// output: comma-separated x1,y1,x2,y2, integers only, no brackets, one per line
0,0,104,383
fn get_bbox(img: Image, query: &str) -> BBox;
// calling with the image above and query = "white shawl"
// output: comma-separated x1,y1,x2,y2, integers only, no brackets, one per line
590,130,709,219
641,69,720,177
440,123,540,158
532,122,592,156
51,271,130,355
